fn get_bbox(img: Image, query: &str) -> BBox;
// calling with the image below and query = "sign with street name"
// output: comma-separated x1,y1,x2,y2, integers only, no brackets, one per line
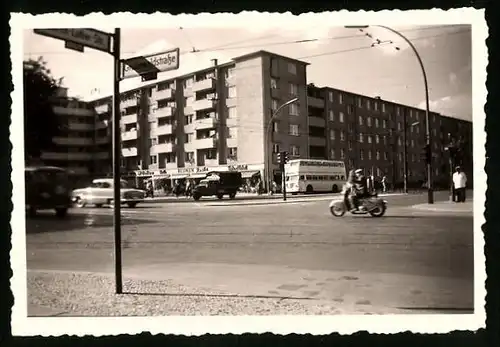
65,40,84,52
121,48,180,80
33,28,112,53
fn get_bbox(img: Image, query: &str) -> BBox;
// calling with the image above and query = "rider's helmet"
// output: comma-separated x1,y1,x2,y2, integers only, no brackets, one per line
354,168,363,176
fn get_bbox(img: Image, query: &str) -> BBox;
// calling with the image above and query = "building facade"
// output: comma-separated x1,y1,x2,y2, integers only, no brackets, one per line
90,50,473,190
39,87,110,184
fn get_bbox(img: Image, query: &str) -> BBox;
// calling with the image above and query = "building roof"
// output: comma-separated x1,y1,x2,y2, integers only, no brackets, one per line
232,50,310,66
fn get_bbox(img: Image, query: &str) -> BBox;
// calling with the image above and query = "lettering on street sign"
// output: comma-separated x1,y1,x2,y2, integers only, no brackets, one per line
65,41,84,52
33,28,112,53
121,48,180,79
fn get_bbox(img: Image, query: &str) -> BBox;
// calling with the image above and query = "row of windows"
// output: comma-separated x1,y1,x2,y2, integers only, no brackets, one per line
148,147,239,165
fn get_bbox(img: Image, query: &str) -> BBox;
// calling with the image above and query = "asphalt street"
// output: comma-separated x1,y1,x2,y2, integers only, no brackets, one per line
25,191,474,313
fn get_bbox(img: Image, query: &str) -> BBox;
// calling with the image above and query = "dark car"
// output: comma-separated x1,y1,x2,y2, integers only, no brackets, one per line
25,165,72,218
192,171,243,201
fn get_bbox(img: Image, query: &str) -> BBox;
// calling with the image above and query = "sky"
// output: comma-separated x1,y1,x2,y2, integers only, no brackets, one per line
23,23,473,121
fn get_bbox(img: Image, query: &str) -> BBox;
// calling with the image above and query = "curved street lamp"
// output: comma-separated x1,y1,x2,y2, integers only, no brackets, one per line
345,25,434,203
265,97,299,192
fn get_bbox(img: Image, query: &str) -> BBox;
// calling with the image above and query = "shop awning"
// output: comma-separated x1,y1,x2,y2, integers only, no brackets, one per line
241,171,260,178
170,174,188,179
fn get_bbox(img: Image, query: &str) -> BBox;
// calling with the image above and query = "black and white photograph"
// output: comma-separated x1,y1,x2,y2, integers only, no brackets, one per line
10,8,487,336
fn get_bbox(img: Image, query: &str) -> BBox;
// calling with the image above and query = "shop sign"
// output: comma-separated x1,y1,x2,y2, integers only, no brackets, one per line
134,169,170,177
178,166,209,174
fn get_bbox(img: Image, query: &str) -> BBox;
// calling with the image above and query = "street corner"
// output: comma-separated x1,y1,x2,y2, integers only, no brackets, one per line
411,201,474,214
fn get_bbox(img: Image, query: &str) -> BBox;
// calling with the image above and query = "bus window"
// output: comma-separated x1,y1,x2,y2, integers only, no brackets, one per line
300,175,305,180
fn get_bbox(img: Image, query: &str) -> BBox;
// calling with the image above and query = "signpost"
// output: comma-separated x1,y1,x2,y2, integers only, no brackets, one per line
121,48,180,81
33,28,112,53
34,27,180,295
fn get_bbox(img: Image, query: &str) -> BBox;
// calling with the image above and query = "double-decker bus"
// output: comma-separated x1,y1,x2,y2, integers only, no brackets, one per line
284,159,347,194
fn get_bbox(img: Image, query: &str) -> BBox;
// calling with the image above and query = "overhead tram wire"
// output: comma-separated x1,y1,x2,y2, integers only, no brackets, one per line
24,24,467,56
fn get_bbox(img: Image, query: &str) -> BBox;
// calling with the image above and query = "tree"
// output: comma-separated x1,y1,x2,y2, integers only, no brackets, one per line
23,57,63,162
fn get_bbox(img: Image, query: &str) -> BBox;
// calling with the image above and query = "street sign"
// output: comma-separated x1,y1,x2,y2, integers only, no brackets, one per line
65,40,84,52
121,48,180,80
33,28,112,53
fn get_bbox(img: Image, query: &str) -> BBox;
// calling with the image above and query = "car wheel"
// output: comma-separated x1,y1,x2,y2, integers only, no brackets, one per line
193,194,201,201
55,208,68,218
74,197,86,208
306,185,314,194
229,192,236,199
217,193,224,200
95,204,103,208
127,202,137,208
332,184,339,193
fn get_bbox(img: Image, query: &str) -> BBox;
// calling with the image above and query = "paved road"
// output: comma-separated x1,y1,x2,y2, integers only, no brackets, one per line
26,191,474,313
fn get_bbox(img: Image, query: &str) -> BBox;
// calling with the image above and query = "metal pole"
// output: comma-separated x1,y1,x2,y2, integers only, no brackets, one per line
375,25,433,203
402,110,408,194
282,161,287,201
112,28,123,294
449,155,454,202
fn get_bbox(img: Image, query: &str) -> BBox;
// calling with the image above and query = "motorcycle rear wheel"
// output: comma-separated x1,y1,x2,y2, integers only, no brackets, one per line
368,204,386,217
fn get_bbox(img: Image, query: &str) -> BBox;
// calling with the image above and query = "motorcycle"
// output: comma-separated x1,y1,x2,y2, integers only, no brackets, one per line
329,184,387,217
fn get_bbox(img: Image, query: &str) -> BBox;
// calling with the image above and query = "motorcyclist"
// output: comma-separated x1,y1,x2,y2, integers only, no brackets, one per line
351,168,369,211
344,169,356,209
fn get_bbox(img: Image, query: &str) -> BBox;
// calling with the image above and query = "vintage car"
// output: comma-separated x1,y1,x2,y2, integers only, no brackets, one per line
25,165,72,218
71,178,146,208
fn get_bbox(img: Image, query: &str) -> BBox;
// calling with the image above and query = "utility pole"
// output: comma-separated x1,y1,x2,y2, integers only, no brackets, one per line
112,28,123,294
402,109,409,194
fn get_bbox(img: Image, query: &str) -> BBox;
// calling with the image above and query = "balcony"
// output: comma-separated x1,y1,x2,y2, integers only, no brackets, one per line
95,104,109,114
122,130,138,141
184,106,194,115
194,137,217,149
68,122,94,131
192,78,216,92
307,96,325,108
194,116,217,130
52,137,94,146
309,136,326,146
53,106,95,117
121,113,137,124
155,107,174,119
184,123,195,133
192,98,216,112
152,124,173,136
122,147,137,157
308,116,326,127
152,143,175,154
41,151,92,161
183,87,194,97
154,88,175,100
226,97,237,108
226,137,238,148
95,120,109,129
121,98,137,109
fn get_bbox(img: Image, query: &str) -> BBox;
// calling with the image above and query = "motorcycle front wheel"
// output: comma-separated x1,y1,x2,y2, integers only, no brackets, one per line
330,203,346,217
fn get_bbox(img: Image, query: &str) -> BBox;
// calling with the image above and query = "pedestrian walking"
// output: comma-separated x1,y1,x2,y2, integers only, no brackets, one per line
452,166,467,202
381,175,387,193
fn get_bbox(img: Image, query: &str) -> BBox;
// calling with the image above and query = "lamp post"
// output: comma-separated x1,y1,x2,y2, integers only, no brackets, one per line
345,25,434,204
445,133,461,202
265,97,299,192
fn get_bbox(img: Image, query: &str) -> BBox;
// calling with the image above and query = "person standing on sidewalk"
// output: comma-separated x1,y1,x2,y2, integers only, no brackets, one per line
453,166,467,202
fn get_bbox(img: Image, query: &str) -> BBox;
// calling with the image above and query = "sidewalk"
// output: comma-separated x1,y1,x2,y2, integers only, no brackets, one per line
412,200,474,213
27,263,473,316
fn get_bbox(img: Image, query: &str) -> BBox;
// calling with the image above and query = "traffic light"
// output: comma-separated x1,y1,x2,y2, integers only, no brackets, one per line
283,151,290,164
276,151,282,164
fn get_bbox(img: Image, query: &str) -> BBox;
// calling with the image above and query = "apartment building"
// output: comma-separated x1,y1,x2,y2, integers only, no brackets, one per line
306,84,473,187
91,50,309,187
39,87,110,181
90,49,472,189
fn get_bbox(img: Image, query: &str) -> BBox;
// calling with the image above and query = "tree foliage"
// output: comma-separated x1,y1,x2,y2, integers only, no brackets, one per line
23,57,63,162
